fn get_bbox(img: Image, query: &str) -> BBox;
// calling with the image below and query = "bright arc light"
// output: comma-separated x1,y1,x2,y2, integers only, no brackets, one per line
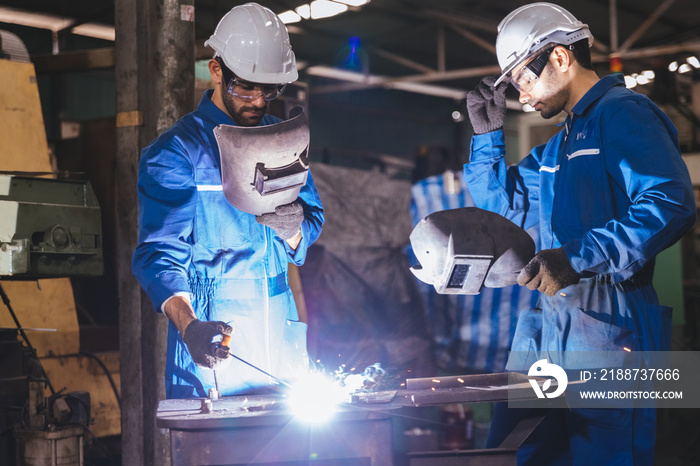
668,61,679,72
287,372,347,423
624,75,637,88
678,63,692,73
279,10,302,23
641,70,655,80
296,4,311,19
309,0,348,19
687,56,700,69
333,0,370,6
636,75,649,85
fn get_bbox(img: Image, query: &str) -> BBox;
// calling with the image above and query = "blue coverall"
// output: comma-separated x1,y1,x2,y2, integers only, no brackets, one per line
132,90,324,399
463,74,695,465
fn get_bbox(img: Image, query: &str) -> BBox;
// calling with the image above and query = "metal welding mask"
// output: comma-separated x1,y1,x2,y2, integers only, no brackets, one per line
410,207,535,294
214,107,309,216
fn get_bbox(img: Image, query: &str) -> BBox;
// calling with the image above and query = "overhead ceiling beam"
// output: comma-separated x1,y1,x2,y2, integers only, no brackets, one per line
306,64,499,96
437,24,446,72
609,0,618,52
308,36,700,97
370,48,435,74
409,9,498,35
448,24,496,54
32,47,115,73
610,41,700,60
619,0,677,53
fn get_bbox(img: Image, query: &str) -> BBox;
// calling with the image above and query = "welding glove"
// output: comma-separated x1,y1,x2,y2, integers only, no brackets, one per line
182,319,233,369
256,201,304,240
466,75,508,135
517,247,581,297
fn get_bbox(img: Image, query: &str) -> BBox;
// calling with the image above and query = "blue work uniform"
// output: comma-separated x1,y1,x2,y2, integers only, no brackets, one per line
464,74,695,465
132,90,324,399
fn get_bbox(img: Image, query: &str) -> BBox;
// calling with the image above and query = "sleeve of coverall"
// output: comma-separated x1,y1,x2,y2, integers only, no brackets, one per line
131,138,196,311
284,170,324,265
563,99,696,278
463,129,542,232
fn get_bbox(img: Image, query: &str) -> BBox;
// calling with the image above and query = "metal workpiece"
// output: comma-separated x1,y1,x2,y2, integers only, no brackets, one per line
157,373,543,466
0,175,103,278
157,372,537,429
401,372,535,406
214,107,309,216
158,393,393,430
158,394,395,466
410,207,535,294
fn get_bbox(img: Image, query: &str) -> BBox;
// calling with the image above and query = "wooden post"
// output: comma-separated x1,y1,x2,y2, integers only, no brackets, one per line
115,0,194,463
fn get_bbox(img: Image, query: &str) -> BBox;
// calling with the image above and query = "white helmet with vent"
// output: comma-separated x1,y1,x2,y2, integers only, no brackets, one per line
204,2,298,84
495,2,593,85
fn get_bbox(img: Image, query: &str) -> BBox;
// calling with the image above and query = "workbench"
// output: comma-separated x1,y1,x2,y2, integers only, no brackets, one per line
156,372,546,465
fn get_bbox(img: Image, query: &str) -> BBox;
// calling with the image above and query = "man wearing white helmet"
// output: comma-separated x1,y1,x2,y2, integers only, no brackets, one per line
463,2,694,464
132,2,324,398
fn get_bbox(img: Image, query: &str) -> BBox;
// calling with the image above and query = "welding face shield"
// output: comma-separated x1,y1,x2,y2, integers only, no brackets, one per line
214,107,309,215
409,207,535,294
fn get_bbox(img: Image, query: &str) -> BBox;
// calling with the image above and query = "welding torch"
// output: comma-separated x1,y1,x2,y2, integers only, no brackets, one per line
212,334,292,397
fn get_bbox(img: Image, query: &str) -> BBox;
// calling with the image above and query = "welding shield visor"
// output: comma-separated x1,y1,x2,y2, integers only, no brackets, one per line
409,207,535,295
214,107,309,215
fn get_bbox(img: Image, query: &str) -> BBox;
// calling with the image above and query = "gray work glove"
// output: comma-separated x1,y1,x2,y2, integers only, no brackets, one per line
182,319,233,369
466,75,508,135
256,201,304,240
517,247,581,297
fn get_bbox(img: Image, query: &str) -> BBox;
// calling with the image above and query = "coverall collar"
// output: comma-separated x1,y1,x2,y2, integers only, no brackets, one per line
571,73,625,117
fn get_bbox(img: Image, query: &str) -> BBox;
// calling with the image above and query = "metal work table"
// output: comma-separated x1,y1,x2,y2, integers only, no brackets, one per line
157,372,545,466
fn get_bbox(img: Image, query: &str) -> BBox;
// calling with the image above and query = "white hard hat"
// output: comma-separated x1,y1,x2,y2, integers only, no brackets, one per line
204,2,298,84
495,2,593,86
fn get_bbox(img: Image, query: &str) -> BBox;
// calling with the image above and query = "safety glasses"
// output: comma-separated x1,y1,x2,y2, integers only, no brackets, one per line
217,58,287,102
511,47,555,94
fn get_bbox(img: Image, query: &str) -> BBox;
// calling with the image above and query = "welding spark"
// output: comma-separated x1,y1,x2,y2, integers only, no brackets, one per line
286,372,347,423
285,362,387,423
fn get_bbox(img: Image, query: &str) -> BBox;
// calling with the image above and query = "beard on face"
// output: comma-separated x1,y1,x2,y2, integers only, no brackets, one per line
532,66,569,119
221,80,267,127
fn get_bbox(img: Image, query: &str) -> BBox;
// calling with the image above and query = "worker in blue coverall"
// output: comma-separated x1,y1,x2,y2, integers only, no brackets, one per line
463,3,695,465
132,3,324,399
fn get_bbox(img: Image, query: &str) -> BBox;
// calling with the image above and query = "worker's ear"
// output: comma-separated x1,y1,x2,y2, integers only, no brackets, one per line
551,45,572,73
209,59,223,85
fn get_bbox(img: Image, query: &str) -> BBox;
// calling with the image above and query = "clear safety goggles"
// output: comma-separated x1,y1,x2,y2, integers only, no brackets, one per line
510,47,554,94
217,58,287,102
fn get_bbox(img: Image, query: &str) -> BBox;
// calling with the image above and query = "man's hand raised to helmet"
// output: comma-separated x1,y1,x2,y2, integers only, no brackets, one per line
466,75,509,135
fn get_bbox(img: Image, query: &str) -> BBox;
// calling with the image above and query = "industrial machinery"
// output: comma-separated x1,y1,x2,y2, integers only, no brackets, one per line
0,175,103,278
0,174,103,465
0,29,107,466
